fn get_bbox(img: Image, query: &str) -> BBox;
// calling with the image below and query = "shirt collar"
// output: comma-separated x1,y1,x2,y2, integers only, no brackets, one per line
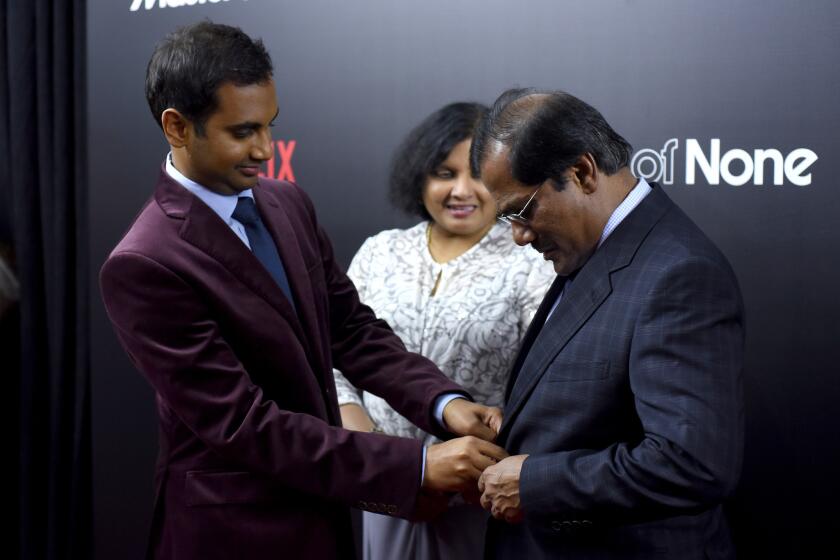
597,176,652,248
165,152,253,225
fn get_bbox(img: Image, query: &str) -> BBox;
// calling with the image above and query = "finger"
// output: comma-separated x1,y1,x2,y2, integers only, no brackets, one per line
480,492,492,511
461,464,485,486
470,453,503,473
488,408,504,433
477,472,487,493
443,462,483,492
474,440,510,462
470,420,498,442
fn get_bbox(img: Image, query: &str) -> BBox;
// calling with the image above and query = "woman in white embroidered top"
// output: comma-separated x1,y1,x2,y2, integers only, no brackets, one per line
334,102,555,560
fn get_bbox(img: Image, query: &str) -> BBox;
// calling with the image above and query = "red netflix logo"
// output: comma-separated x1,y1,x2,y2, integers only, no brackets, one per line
260,140,296,182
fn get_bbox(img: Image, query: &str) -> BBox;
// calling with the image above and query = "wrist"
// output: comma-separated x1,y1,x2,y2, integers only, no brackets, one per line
339,403,376,432
437,394,466,430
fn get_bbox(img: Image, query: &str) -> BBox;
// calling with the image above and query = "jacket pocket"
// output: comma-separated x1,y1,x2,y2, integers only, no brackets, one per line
544,360,609,382
185,470,284,507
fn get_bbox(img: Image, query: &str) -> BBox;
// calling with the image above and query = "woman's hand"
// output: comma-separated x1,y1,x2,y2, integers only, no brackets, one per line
339,403,377,432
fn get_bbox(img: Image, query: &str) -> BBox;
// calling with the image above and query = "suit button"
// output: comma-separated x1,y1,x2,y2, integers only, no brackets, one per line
581,520,592,527
358,501,368,510
387,505,397,515
551,520,562,531
377,503,387,513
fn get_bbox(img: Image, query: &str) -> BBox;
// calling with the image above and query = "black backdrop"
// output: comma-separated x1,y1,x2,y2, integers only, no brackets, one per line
88,1,840,558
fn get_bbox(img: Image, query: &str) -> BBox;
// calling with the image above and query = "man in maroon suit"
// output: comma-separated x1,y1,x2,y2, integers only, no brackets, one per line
100,21,506,559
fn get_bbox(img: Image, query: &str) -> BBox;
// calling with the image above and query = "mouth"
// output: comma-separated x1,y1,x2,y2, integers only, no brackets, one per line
445,204,478,218
238,165,261,178
534,244,557,260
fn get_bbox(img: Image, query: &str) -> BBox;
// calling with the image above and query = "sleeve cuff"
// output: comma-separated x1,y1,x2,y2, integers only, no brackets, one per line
421,446,426,484
433,393,466,431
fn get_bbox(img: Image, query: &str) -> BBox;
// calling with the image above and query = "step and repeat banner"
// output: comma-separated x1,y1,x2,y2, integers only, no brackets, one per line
88,1,839,558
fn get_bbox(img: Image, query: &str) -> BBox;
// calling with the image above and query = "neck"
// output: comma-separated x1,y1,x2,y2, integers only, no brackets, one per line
427,221,493,264
583,167,637,242
610,167,639,200
598,168,637,216
169,148,237,196
170,148,189,178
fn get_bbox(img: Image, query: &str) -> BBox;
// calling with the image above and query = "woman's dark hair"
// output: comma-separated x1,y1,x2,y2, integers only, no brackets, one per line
389,102,489,219
145,21,273,135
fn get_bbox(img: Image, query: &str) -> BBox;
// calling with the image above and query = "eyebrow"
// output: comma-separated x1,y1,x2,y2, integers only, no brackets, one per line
496,193,528,215
228,108,280,131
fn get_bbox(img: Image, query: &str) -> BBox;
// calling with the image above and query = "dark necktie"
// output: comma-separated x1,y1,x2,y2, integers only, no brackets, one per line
232,197,296,311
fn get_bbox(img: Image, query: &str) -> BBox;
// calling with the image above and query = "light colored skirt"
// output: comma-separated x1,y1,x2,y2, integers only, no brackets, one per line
363,503,489,560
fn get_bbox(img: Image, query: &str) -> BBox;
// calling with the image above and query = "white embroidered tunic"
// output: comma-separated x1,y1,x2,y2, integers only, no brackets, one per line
334,222,556,446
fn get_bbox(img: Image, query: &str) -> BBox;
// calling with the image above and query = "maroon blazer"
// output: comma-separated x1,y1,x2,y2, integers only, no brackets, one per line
100,169,467,559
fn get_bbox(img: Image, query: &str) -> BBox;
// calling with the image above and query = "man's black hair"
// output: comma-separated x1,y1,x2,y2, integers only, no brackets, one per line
145,21,273,135
470,88,632,188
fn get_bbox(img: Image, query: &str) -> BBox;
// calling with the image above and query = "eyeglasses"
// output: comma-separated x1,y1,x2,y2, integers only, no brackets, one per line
496,183,543,226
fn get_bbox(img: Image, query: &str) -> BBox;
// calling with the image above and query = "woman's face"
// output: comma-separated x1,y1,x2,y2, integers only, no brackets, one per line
422,138,497,237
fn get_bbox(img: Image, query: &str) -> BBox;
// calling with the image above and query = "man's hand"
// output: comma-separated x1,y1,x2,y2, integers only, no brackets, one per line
478,454,528,524
424,436,509,494
442,399,503,442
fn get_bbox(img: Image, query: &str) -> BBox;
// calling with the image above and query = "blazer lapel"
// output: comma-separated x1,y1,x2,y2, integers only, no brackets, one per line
504,273,564,401
253,186,328,377
155,172,308,346
499,183,673,439
500,255,612,438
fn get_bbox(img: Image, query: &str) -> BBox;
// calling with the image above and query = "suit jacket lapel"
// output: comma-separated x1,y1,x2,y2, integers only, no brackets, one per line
154,172,308,347
499,184,673,439
500,255,612,438
253,186,328,377
504,273,564,401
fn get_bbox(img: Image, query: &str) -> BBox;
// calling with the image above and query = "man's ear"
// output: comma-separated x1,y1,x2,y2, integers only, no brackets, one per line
161,108,191,148
571,153,599,194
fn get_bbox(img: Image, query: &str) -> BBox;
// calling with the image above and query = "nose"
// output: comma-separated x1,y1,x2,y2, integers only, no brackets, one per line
511,221,536,246
251,128,273,162
450,174,480,199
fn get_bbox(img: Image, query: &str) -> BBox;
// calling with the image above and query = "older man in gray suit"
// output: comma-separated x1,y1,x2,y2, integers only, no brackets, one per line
472,89,745,559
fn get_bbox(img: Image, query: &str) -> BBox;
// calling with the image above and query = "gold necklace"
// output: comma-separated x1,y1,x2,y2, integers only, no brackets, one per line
426,222,442,296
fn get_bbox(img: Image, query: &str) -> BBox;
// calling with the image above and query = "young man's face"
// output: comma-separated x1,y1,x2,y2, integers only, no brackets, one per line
181,79,278,195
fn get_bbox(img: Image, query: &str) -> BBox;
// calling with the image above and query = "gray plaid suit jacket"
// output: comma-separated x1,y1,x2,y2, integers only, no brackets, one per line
487,183,745,560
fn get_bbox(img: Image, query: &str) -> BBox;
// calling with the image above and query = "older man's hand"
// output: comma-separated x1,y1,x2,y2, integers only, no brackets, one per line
442,398,504,442
478,454,528,523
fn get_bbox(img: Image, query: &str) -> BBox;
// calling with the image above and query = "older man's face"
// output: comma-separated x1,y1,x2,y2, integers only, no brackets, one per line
480,147,603,276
